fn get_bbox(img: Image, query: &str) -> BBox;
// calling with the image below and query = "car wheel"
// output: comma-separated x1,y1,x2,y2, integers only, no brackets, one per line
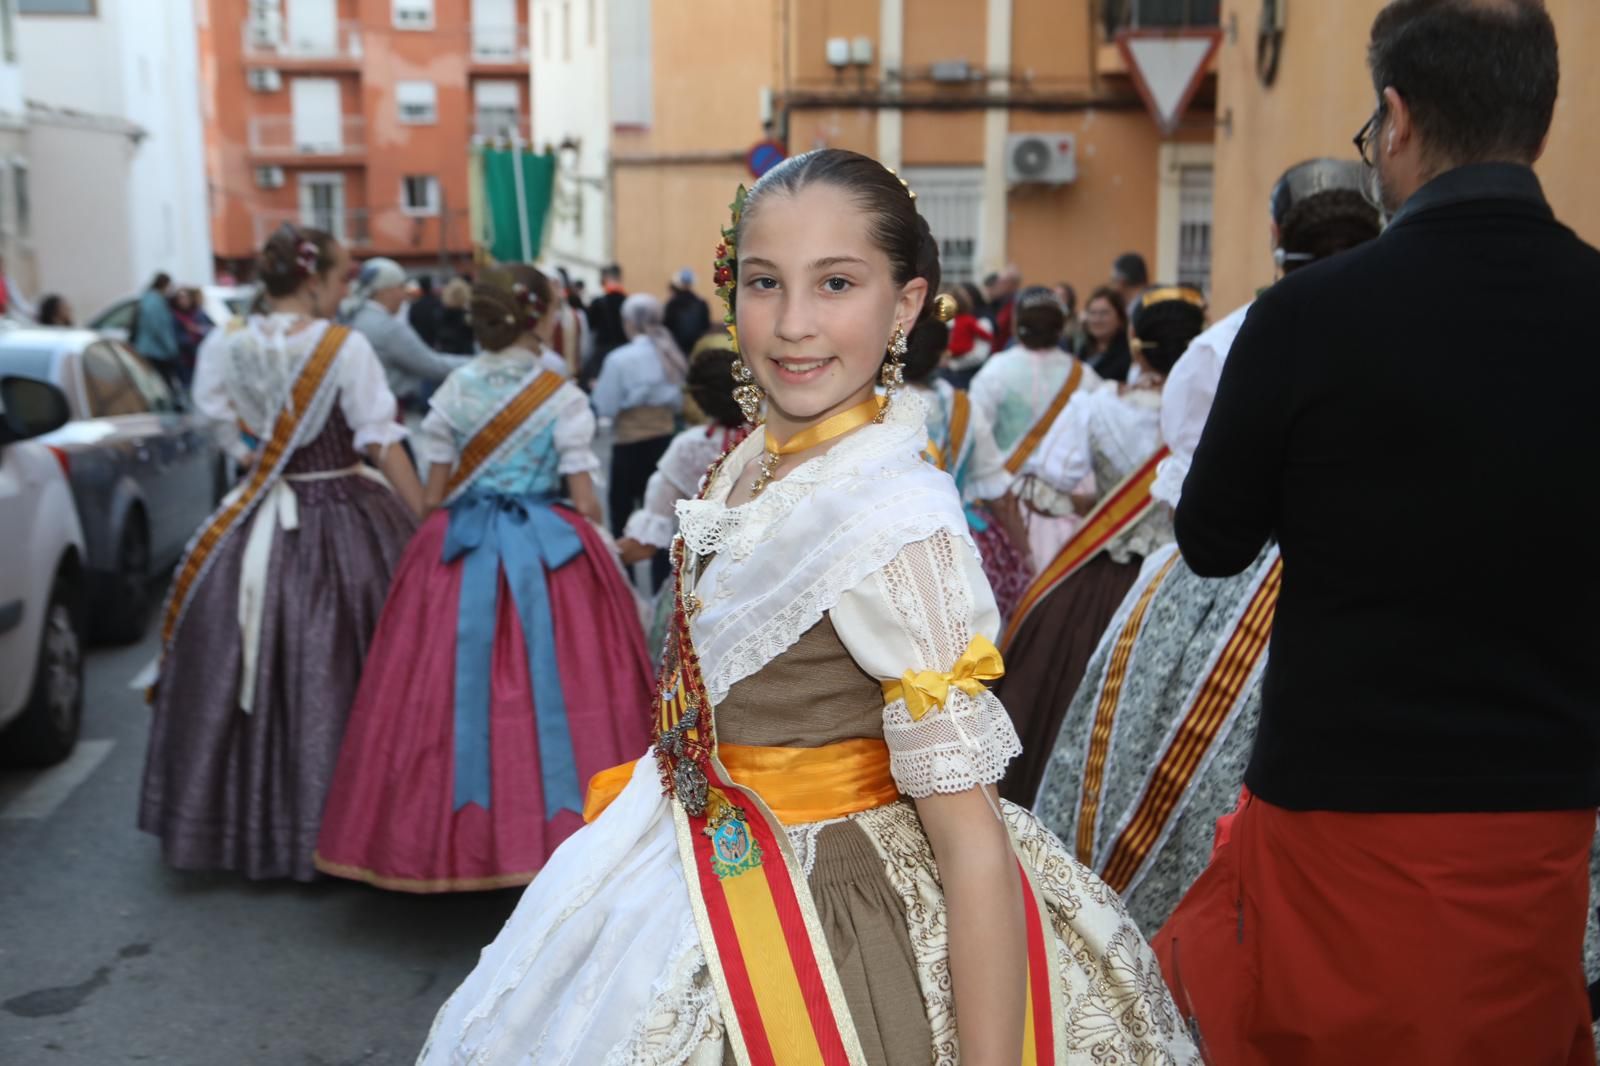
1,578,83,767
98,515,151,645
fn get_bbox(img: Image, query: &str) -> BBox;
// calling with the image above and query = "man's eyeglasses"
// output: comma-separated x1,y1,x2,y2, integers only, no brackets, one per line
1354,107,1384,168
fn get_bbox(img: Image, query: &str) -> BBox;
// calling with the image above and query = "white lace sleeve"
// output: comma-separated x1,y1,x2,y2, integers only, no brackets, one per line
336,330,408,452
961,401,1015,502
191,324,249,462
552,384,601,476
831,530,1022,799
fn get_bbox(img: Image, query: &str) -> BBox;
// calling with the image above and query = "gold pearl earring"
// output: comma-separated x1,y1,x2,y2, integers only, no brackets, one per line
731,356,765,425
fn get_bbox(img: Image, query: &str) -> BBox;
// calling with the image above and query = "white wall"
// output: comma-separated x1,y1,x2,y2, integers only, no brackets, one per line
27,117,137,315
18,0,213,302
531,0,611,286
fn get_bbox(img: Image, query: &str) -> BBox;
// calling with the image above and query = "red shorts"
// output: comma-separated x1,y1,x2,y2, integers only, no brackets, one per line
1153,793,1595,1066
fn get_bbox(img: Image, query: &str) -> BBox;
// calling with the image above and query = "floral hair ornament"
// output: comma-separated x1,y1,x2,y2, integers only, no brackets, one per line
713,185,746,353
510,280,548,331
295,238,320,277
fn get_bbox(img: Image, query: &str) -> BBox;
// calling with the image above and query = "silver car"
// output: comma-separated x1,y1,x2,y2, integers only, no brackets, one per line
0,329,225,643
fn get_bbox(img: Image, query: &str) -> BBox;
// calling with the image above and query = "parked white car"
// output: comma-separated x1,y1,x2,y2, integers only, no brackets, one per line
0,375,86,766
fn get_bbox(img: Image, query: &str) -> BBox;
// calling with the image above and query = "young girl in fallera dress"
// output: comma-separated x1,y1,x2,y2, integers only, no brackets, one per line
314,266,654,892
140,226,424,882
417,150,1195,1065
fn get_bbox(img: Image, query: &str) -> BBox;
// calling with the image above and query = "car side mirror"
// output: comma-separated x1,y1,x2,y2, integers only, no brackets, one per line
0,376,71,445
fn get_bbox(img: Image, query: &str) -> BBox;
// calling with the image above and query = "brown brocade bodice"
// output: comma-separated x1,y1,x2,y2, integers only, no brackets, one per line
713,617,885,749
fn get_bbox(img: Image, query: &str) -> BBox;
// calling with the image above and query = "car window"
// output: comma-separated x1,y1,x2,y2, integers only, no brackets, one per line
112,344,176,413
0,347,60,384
91,299,138,332
81,342,147,417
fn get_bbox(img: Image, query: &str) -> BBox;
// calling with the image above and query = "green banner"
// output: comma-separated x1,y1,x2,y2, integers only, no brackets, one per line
476,148,556,264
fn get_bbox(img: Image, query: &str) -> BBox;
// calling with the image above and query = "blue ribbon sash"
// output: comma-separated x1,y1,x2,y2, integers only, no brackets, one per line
443,491,585,814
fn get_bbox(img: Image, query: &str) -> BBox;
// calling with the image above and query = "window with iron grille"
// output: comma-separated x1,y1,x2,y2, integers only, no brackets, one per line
394,0,433,29
396,81,438,125
401,175,440,216
1177,164,1213,294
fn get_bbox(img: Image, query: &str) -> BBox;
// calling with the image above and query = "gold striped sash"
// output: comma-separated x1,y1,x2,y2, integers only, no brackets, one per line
1099,555,1282,892
1001,445,1169,652
155,324,349,668
442,369,564,502
1074,551,1182,864
941,389,971,475
1003,361,1084,476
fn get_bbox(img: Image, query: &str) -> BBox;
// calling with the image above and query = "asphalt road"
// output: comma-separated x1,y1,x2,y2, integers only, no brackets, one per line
0,623,522,1066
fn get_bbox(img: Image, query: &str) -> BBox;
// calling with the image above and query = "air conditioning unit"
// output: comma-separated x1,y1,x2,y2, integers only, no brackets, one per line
1005,133,1077,186
254,166,285,189
247,68,282,92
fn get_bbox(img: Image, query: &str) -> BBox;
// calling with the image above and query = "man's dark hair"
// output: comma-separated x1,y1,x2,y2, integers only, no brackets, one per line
416,275,434,294
1368,0,1558,166
601,263,623,281
1111,252,1148,287
151,272,172,291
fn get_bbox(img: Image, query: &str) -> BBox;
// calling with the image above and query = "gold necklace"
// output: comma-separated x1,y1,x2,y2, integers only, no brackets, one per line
751,394,887,497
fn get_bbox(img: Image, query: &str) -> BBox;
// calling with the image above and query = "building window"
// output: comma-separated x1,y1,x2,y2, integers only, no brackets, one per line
18,0,96,14
608,0,652,127
15,161,31,240
396,80,438,125
473,80,521,140
1176,164,1213,293
393,0,432,30
903,167,983,285
401,175,440,216
298,172,347,241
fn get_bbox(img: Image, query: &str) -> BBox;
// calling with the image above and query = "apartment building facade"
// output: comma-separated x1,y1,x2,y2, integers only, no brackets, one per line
1208,0,1600,312
536,0,1219,305
201,0,531,279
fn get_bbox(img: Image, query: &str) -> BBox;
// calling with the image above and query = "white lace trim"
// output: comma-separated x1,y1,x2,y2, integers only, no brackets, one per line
604,920,721,1066
623,509,678,549
785,817,847,881
696,502,973,706
675,391,930,562
884,688,1022,798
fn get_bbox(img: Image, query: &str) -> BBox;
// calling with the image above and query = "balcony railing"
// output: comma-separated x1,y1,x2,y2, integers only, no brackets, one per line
473,112,530,142
243,19,364,63
248,115,366,157
471,24,530,64
1102,0,1221,34
255,209,371,250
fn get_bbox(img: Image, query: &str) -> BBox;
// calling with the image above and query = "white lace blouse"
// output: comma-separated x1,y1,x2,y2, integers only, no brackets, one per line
192,315,408,463
621,423,743,548
677,392,1022,800
413,347,600,477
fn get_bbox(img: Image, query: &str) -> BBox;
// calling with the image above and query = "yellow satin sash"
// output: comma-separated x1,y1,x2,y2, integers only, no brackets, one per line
584,737,902,826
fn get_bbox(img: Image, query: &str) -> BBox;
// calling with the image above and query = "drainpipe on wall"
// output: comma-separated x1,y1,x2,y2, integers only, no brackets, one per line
981,0,1014,274
877,0,903,173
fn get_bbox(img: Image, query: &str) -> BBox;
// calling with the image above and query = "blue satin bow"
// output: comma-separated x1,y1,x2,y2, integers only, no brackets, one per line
443,491,584,814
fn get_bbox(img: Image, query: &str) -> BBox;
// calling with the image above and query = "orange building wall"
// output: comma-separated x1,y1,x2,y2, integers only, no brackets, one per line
201,0,529,276
1210,0,1600,313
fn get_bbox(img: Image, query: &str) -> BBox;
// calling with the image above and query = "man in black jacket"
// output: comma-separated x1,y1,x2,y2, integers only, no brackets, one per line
583,263,629,385
1156,2,1600,1063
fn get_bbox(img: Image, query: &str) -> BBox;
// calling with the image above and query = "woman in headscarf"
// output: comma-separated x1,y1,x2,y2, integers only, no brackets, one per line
591,291,686,588
339,256,467,410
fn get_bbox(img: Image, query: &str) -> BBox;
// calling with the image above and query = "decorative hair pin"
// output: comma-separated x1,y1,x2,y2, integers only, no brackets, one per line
295,239,320,277
885,166,918,201
934,293,957,322
510,280,548,330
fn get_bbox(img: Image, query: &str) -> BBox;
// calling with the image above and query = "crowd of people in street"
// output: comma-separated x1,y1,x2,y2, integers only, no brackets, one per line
120,1,1600,1063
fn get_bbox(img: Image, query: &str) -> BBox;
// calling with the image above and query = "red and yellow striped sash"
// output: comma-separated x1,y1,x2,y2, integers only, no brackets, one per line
443,369,564,501
155,324,349,668
1002,445,1170,651
1099,556,1281,892
1075,551,1183,864
1004,361,1085,476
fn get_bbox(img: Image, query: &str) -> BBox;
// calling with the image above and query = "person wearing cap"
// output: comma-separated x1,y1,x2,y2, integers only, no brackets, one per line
1158,3,1600,1061
1030,158,1380,939
339,257,469,409
662,267,711,357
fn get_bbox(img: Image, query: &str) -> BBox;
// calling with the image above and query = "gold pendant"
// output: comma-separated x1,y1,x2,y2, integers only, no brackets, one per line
750,450,780,497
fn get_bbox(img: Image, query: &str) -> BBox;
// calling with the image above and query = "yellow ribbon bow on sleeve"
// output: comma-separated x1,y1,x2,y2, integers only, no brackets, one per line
881,635,1007,721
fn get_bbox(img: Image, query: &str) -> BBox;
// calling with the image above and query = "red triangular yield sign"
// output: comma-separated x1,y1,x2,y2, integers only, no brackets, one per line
1117,29,1221,138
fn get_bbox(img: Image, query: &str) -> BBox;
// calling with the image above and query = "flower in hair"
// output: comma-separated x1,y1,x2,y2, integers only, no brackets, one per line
296,239,320,277
510,280,548,331
713,185,747,351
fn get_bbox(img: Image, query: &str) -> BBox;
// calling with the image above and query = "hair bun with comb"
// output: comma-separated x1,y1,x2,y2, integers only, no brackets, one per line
933,293,957,323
